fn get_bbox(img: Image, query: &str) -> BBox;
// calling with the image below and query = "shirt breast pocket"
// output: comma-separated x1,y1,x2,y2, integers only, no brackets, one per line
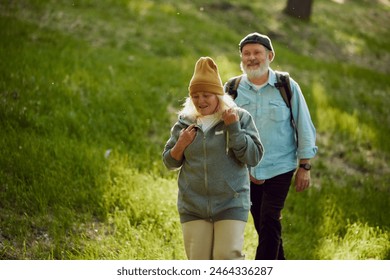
237,100,256,113
269,100,289,122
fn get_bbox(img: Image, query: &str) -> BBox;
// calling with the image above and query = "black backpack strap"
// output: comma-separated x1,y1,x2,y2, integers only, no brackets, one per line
224,75,243,100
274,71,292,107
274,71,298,146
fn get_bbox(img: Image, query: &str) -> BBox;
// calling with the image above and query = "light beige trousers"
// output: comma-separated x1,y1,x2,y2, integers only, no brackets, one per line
181,219,246,260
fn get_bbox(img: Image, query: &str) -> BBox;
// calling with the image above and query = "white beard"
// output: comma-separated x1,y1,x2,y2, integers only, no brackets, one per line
240,59,270,80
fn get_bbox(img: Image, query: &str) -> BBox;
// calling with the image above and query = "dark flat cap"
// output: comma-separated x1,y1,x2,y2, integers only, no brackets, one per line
239,32,274,53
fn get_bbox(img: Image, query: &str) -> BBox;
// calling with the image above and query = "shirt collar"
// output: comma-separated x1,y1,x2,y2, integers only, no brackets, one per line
242,68,277,90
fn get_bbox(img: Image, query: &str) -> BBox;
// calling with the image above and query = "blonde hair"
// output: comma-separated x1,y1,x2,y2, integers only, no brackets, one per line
178,93,237,120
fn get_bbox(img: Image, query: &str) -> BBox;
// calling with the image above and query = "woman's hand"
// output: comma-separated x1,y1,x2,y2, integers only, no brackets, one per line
170,124,197,161
222,109,239,125
178,124,197,147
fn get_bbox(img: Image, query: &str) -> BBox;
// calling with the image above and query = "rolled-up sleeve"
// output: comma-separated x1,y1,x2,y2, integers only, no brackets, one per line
292,82,318,159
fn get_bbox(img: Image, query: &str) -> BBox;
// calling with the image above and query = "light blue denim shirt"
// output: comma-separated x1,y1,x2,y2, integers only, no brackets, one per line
233,69,318,180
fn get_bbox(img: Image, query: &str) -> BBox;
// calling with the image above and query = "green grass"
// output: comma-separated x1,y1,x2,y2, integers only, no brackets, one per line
0,0,389,260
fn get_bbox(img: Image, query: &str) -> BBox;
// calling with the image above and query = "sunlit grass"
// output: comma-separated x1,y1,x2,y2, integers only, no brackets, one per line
318,222,389,260
314,189,389,260
66,153,186,260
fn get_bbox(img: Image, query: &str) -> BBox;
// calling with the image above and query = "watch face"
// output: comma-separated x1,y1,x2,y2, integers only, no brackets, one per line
301,163,311,170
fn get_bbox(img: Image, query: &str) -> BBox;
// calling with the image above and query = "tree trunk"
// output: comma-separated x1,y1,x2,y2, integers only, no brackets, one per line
285,0,313,20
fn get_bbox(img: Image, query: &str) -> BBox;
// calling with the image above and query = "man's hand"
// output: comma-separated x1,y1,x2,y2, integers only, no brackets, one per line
295,168,311,192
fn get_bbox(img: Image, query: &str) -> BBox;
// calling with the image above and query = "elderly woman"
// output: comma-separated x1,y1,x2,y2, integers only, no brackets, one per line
163,57,263,260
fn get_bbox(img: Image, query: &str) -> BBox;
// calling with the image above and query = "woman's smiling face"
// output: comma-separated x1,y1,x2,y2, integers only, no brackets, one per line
190,92,219,116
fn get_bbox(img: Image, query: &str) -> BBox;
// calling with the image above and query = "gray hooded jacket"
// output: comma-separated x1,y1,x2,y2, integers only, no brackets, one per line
163,108,264,223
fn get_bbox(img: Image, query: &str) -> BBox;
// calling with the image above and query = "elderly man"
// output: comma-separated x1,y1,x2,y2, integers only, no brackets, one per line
225,33,318,260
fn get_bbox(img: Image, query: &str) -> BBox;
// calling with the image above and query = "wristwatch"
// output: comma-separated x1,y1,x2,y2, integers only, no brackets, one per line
299,163,311,171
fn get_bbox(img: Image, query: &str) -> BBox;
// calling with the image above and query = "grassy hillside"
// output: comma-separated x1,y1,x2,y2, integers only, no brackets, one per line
0,0,389,259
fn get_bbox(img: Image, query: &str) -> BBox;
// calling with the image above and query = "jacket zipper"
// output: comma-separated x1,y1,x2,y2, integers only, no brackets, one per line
202,132,212,221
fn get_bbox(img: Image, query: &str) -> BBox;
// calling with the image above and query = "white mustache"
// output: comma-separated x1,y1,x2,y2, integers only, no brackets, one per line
247,60,259,65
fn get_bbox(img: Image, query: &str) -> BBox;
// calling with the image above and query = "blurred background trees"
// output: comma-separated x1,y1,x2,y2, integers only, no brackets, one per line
285,0,314,20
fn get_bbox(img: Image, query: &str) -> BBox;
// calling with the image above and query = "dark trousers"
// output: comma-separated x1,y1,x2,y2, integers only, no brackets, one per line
250,170,295,260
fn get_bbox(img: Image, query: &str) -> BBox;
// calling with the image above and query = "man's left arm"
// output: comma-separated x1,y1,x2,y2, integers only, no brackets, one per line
290,79,318,192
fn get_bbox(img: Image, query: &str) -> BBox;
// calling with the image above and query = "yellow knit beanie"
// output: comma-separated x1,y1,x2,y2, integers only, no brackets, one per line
188,57,224,96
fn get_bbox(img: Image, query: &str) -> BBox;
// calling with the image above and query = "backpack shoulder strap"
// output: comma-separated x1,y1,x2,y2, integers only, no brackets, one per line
274,71,292,108
274,71,298,146
224,75,243,100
